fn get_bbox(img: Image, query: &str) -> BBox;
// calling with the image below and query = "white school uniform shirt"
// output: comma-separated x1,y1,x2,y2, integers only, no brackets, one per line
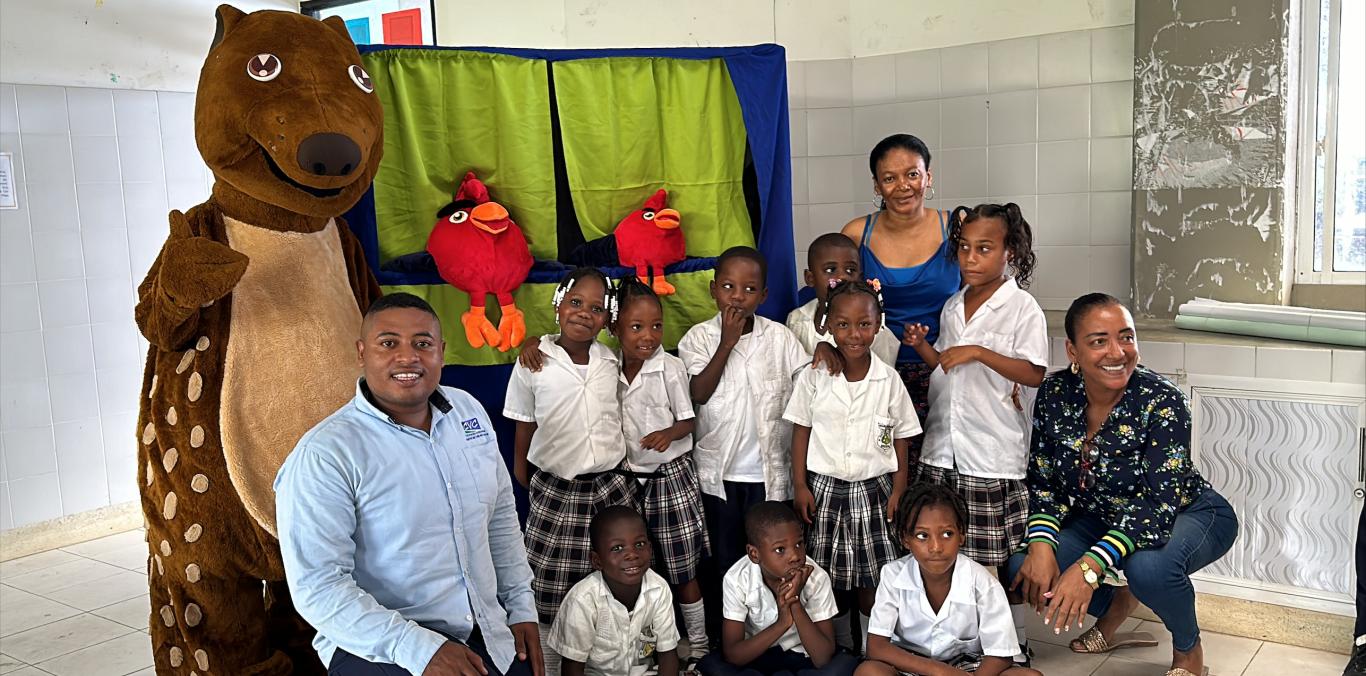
785,299,900,367
503,335,626,479
547,570,680,676
721,556,839,655
919,278,1049,479
866,553,1018,661
677,314,809,500
782,357,921,481
620,348,695,474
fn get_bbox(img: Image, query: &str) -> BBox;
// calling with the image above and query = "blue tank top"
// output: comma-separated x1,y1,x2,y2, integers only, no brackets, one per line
859,210,962,364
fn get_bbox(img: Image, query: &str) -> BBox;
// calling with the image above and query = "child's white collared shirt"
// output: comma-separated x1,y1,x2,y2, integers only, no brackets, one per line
547,570,680,676
866,553,1018,662
920,278,1049,479
785,299,900,367
619,348,695,474
721,556,839,655
677,314,809,500
782,357,921,481
504,335,626,479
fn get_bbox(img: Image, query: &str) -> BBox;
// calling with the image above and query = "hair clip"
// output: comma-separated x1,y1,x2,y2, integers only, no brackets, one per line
552,277,576,310
827,278,841,289
606,278,620,323
868,278,882,293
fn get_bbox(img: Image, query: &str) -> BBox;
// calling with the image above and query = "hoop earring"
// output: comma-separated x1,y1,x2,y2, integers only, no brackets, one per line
873,194,884,210
926,185,937,201
1069,362,1079,375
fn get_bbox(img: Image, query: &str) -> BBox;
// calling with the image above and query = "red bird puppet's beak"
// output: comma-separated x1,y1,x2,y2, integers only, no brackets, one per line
471,201,512,234
653,208,681,230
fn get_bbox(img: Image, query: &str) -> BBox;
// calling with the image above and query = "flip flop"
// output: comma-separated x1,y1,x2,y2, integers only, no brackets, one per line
1069,626,1160,653
1164,668,1209,676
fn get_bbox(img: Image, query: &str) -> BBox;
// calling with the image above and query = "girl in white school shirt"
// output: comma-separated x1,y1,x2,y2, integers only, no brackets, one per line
783,280,920,648
902,203,1048,661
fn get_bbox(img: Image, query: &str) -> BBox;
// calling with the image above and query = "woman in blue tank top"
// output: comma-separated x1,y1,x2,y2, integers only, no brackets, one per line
839,134,961,461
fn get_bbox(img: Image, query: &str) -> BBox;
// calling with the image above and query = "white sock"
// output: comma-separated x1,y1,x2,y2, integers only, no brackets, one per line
681,599,708,656
858,613,870,654
833,611,854,650
1011,603,1029,660
540,623,562,676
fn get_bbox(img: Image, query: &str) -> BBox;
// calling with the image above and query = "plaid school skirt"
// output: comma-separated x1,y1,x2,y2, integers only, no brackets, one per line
914,463,1029,567
895,362,934,464
807,471,901,590
525,467,638,624
637,453,711,585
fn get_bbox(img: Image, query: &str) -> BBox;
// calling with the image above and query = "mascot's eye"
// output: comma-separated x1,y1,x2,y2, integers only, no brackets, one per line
247,54,282,82
642,210,655,221
448,211,469,224
349,64,374,93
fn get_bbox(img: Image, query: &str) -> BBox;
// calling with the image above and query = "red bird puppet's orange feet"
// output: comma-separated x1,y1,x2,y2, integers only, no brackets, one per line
496,304,526,352
642,274,676,296
462,306,501,349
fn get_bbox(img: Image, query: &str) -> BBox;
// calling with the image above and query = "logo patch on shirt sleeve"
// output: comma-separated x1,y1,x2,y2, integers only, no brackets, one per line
462,417,491,442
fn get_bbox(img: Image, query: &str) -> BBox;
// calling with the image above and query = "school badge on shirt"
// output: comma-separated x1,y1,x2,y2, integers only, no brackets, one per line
877,422,894,451
462,417,490,442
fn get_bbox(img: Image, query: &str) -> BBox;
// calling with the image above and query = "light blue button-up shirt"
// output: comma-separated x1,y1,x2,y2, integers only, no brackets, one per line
276,380,537,674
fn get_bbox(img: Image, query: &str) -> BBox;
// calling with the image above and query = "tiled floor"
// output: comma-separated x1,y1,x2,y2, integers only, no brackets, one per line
0,530,1353,675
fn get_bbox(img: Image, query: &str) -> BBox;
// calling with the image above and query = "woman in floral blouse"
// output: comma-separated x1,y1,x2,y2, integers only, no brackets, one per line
1006,293,1238,676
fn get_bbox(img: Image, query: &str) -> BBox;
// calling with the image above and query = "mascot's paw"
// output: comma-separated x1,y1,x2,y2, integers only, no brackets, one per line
496,305,526,353
461,309,499,349
161,234,250,309
648,275,677,296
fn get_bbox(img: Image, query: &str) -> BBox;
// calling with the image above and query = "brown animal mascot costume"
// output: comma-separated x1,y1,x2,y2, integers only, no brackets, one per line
134,6,383,674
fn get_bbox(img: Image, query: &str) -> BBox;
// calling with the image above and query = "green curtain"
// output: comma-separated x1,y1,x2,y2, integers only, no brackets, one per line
551,57,753,255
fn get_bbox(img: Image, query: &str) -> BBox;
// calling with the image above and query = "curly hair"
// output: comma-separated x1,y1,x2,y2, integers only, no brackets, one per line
893,482,968,540
946,202,1037,289
823,279,884,330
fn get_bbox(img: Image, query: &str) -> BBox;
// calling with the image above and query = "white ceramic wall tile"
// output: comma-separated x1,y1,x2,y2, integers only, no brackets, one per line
1140,340,1184,373
806,107,853,157
0,482,11,529
86,278,136,326
47,372,97,424
986,144,1036,196
939,95,988,149
1,331,47,382
0,379,53,432
1184,343,1256,377
1331,349,1365,384
18,134,74,185
1255,345,1334,382
36,279,89,327
1090,191,1131,245
1089,136,1132,191
807,155,858,204
53,418,108,515
7,472,62,527
106,453,138,504
72,136,123,184
0,284,40,334
1038,31,1091,88
91,323,140,372
791,205,811,250
1037,86,1090,141
804,59,852,109
31,230,85,281
852,103,897,157
75,182,126,232
2,426,57,480
100,411,138,468
1090,244,1131,301
991,195,1036,223
24,181,79,233
0,218,37,284
1050,336,1069,368
156,91,196,143
791,157,809,204
121,182,169,230
166,180,209,213
160,132,207,187
115,135,165,184
987,90,1036,145
14,86,69,135
0,84,17,134
939,45,988,97
1091,81,1133,139
894,49,941,101
41,327,94,377
1036,193,1091,246
988,37,1038,93
1091,25,1135,83
65,88,116,137
808,202,862,234
1037,140,1089,194
789,110,808,157
79,229,131,280
95,365,142,417
851,55,896,106
786,61,806,110
1031,245,1091,300
112,90,160,138
934,147,988,199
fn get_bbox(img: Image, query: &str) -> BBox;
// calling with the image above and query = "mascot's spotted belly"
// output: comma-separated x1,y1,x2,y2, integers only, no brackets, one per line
133,6,382,675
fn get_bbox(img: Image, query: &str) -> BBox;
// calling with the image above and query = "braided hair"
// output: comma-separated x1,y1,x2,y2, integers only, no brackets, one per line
946,202,1038,290
893,482,968,541
552,267,617,323
612,275,662,328
821,279,885,332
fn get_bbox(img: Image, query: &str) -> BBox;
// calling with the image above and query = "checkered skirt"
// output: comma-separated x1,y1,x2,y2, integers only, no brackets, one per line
806,471,901,590
914,463,1029,567
525,468,638,624
638,453,711,585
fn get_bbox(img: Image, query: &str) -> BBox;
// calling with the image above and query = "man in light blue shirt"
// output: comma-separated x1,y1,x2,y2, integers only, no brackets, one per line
276,293,543,676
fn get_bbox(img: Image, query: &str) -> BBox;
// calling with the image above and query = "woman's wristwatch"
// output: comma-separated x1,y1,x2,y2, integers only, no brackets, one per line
1077,558,1101,589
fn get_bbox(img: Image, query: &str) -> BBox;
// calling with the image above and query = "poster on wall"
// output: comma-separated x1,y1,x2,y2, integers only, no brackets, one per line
302,0,435,46
0,152,17,210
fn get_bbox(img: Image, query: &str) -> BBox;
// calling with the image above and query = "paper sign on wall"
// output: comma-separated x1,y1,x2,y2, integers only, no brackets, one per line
0,153,16,210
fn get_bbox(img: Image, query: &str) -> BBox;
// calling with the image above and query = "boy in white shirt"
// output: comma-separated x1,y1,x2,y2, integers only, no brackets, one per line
549,506,680,676
785,234,898,366
677,247,809,572
699,502,856,676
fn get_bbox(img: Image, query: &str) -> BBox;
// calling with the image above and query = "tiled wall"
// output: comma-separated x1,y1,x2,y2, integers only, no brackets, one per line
0,83,213,530
788,25,1136,311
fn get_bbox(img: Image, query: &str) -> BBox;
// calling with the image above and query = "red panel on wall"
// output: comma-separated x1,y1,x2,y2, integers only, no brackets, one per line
382,8,423,45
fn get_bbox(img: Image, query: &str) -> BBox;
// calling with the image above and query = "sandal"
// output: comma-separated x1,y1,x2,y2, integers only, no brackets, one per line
1069,626,1160,653
1164,668,1209,676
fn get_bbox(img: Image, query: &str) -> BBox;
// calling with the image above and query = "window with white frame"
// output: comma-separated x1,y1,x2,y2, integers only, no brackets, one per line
1296,0,1364,283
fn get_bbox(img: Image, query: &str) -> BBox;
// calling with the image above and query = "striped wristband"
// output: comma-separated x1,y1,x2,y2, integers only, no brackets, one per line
1024,514,1061,550
1086,530,1136,575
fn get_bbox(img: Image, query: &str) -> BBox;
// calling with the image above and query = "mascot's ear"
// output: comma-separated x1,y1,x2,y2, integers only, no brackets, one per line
322,15,355,44
210,4,246,52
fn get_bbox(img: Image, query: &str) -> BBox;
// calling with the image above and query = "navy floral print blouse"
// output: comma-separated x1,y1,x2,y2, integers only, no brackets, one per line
1023,365,1212,574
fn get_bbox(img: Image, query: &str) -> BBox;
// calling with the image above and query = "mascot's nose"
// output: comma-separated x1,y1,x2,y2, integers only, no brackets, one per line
296,133,362,177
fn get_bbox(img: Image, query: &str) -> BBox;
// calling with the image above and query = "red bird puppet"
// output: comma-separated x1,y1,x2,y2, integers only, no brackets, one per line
426,172,533,351
569,189,684,295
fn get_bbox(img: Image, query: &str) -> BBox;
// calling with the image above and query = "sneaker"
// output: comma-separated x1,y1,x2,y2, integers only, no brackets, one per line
1345,639,1366,676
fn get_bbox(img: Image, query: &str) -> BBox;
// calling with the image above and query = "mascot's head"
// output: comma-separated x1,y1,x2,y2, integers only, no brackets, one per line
195,5,384,220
